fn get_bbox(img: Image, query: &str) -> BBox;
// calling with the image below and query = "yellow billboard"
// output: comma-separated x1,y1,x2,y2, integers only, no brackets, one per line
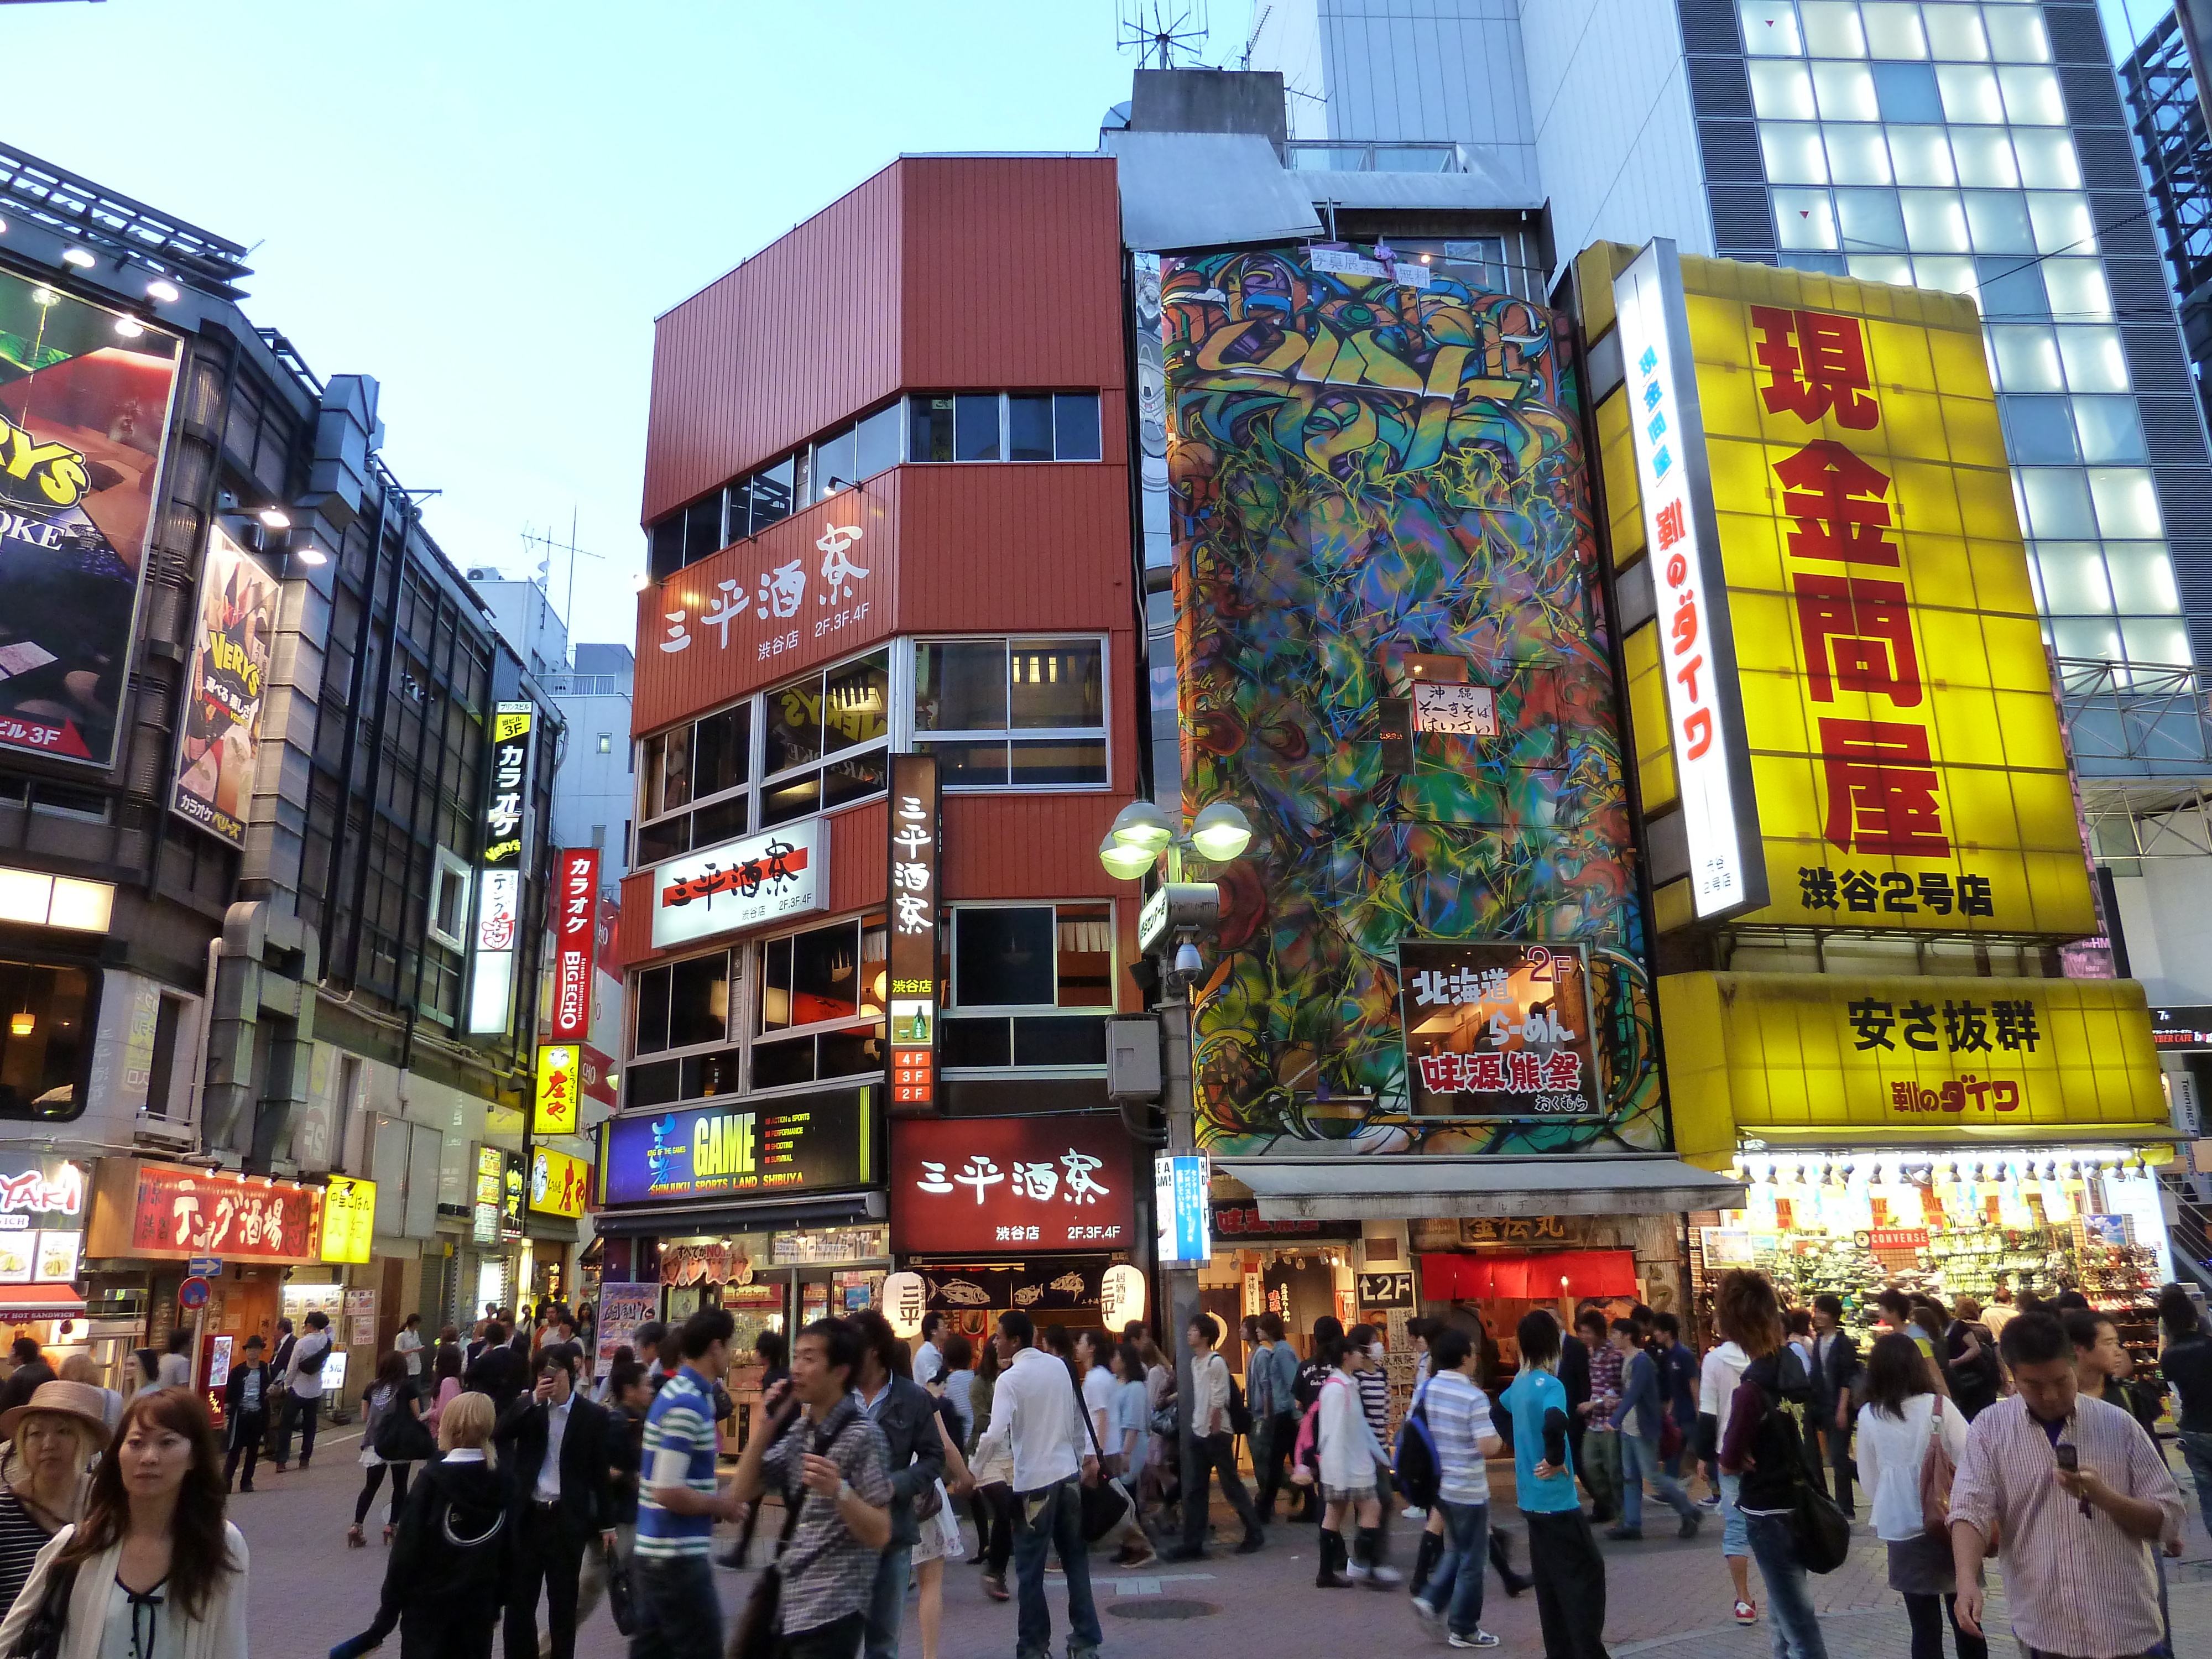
533,1043,579,1136
319,1175,375,1265
1662,972,2168,1166
528,1145,589,1219
1591,247,2096,938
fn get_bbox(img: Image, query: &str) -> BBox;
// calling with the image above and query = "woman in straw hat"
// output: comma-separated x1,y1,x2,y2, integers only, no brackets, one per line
0,1380,106,1619
0,1387,247,1658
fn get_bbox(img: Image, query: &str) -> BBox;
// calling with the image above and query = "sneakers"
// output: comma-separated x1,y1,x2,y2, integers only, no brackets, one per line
1677,1511,1704,1540
982,1573,1009,1602
1734,1599,1758,1625
1362,1562,1402,1588
1448,1632,1501,1649
1603,1526,1642,1541
1412,1598,1443,1631
1234,1533,1266,1555
1115,1537,1159,1568
1697,1493,1723,1509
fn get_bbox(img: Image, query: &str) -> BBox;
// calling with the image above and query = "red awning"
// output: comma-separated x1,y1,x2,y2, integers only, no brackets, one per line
1419,1250,1639,1302
0,1285,85,1319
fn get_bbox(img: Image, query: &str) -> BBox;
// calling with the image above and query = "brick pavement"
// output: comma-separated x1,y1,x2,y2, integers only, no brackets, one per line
237,1433,2212,1657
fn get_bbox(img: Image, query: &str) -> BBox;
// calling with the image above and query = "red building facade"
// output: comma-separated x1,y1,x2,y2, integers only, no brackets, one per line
606,157,1146,1334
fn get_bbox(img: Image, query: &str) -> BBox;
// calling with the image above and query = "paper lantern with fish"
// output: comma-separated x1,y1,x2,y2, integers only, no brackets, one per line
1099,1263,1147,1332
883,1271,928,1340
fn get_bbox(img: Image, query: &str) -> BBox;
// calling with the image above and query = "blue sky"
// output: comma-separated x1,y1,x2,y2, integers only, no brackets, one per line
0,1,1248,644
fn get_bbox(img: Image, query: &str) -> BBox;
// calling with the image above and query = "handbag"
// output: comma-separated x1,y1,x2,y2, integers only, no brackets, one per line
1763,1383,1850,1574
373,1392,436,1463
1918,1396,1957,1537
10,1559,77,1659
1068,1370,1134,1545
603,1539,636,1637
732,1404,850,1659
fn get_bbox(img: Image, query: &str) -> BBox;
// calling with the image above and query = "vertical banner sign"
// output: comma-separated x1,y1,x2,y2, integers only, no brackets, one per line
1154,1152,1211,1265
1612,239,1765,920
533,1042,578,1135
551,848,598,1040
170,525,277,846
0,270,184,768
472,1145,502,1245
886,754,940,1112
469,701,536,1035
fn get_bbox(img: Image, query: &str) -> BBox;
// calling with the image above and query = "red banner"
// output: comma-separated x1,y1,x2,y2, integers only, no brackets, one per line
552,848,600,1040
95,1162,323,1263
891,1115,1134,1254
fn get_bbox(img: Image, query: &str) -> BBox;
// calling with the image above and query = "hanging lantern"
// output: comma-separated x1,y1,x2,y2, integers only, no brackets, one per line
1100,1264,1147,1332
882,1271,928,1340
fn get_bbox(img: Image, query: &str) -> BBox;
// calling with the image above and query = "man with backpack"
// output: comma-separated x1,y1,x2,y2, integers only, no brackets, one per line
1410,1326,1505,1648
273,1307,332,1472
1161,1313,1265,1561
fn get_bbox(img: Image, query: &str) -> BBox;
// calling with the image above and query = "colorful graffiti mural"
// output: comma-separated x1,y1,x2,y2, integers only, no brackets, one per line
1161,245,1660,1156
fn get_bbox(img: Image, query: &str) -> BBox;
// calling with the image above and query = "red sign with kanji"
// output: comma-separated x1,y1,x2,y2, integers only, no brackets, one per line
551,848,598,1041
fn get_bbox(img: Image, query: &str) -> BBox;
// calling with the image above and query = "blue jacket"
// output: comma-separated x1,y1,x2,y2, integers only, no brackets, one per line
1657,1340,1699,1427
1266,1340,1300,1419
1609,1347,1665,1439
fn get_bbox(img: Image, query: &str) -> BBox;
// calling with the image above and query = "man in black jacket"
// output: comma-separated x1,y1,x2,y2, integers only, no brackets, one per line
466,1321,525,1413
1808,1293,1861,1517
851,1308,946,1659
1558,1321,1604,1521
495,1348,615,1659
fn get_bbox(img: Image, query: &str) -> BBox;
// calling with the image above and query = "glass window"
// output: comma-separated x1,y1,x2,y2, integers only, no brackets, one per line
764,677,824,777
1999,397,2079,462
942,1019,1011,1068
2026,193,2094,256
822,652,890,755
1799,1,1866,55
670,953,731,1048
1812,60,1879,119
1751,60,1819,119
1054,394,1102,461
954,907,1057,1006
2073,398,2147,464
692,703,749,800
1912,255,1978,296
1975,256,2049,316
1963,191,2034,253
822,747,889,811
2089,469,2163,539
1859,3,1927,56
1740,0,1806,54
634,966,674,1055
815,427,857,498
2042,259,2111,321
917,641,1011,731
635,815,688,866
1872,62,1944,122
928,741,1009,788
1848,253,1916,284
2018,468,2098,536
1900,190,1970,251
1009,640,1104,728
2122,617,2192,667
1948,128,2018,188
650,519,685,581
910,396,955,463
2031,544,2113,612
684,497,723,566
1056,905,1114,1006
648,725,693,815
2011,128,2080,189
0,963,90,1121
1837,188,1907,250
1936,63,2004,122
2056,327,2128,393
2104,544,2181,614
1774,187,1840,248
753,457,794,531
758,933,793,1031
1008,395,1055,462
1921,4,1988,58
2049,617,2122,661
1010,740,1108,786
1983,7,2050,61
855,404,901,479
791,922,861,1026
1998,65,2065,124
1764,124,1830,183
1989,325,2063,390
1886,126,1954,185
1824,125,1893,184
956,394,1001,461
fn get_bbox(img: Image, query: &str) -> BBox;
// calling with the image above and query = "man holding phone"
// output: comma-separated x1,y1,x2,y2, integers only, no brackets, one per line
495,1349,617,1659
1948,1311,2183,1659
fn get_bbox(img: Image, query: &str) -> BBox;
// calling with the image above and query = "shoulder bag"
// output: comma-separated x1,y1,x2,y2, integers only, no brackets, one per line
1918,1396,1958,1537
1764,1384,1850,1574
1069,1370,1134,1545
9,1559,79,1659
731,1404,864,1659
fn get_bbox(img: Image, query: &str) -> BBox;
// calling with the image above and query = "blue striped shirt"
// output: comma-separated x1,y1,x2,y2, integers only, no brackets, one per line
1422,1368,1493,1504
635,1365,719,1558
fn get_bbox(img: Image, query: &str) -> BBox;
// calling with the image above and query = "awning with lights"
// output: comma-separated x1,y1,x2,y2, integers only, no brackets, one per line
1218,1156,1747,1223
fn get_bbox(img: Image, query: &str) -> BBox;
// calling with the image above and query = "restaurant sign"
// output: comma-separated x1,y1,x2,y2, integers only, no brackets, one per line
651,817,827,949
0,1157,88,1286
890,1115,1133,1254
551,848,599,1040
886,754,940,1113
87,1159,323,1264
1396,939,1603,1121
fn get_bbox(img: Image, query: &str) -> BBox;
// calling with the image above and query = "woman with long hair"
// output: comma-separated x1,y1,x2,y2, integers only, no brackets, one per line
1856,1333,1983,1659
349,1351,425,1547
0,1389,247,1657
421,1344,464,1437
1717,1270,1828,1659
0,1381,106,1620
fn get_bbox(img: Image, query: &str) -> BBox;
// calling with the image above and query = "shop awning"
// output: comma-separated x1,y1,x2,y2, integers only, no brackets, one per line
1219,1156,1747,1222
1422,1250,1638,1301
0,1286,85,1319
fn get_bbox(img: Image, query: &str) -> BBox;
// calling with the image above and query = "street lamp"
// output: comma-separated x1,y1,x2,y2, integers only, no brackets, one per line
1097,796,1253,1552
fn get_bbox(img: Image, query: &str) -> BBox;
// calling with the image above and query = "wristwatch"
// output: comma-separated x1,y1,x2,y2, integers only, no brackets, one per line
836,1479,855,1503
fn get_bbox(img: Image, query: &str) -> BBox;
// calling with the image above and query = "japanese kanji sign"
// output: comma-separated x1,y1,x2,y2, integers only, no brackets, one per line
468,701,537,1036
533,1042,580,1136
529,1145,591,1219
1601,248,2094,938
650,817,827,949
319,1175,375,1265
890,1115,1134,1254
886,754,941,1113
88,1159,324,1264
1396,939,1603,1121
1611,239,1765,921
1658,972,2168,1154
1410,681,1499,737
551,848,599,1041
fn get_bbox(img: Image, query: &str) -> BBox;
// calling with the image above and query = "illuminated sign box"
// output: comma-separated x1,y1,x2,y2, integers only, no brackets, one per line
650,818,827,950
890,1115,1132,1253
598,1085,875,1208
319,1175,376,1265
1396,939,1603,1123
529,1146,591,1219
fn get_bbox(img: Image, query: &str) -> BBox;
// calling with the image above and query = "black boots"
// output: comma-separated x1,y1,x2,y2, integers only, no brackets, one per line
1489,1528,1531,1598
1412,1528,1444,1599
1316,1530,1352,1588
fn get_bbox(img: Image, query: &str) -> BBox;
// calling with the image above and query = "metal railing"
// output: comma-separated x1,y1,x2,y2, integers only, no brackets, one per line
0,139,252,296
1282,139,1478,173
2056,657,2212,774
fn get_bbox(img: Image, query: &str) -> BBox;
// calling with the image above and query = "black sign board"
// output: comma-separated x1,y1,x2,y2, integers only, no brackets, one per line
887,754,940,1113
1397,938,1603,1121
907,1256,1116,1313
2152,1006,2212,1051
1357,1270,1415,1308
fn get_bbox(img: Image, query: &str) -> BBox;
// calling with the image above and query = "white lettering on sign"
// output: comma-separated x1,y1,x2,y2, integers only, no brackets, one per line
912,1150,1113,1208
656,519,875,656
817,524,868,603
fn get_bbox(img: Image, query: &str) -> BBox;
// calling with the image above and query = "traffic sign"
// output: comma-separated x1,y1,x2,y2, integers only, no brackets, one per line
178,1276,210,1310
187,1258,222,1278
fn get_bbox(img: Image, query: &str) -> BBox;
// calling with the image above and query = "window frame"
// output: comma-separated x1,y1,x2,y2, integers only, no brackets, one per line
747,911,890,1098
426,846,472,952
758,648,894,828
633,698,759,866
940,900,1115,1079
911,634,1112,794
628,945,739,1065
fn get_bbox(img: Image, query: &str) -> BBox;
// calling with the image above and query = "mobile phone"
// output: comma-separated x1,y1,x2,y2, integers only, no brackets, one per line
2054,1444,2079,1473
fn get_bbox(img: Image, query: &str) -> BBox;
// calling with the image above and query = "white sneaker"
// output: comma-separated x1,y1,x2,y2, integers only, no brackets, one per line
1366,1563,1403,1587
1402,1505,1426,1520
1345,1561,1373,1582
1448,1631,1501,1649
1412,1598,1443,1629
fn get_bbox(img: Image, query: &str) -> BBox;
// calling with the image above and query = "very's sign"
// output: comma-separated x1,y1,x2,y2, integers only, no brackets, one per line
891,1115,1133,1254
651,817,827,950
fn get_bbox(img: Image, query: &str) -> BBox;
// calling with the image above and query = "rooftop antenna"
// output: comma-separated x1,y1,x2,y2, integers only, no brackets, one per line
520,510,606,667
1117,0,1212,69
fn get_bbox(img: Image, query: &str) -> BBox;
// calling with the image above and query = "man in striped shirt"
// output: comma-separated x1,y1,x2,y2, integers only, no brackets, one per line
1413,1327,1505,1649
632,1309,745,1659
1949,1311,2183,1659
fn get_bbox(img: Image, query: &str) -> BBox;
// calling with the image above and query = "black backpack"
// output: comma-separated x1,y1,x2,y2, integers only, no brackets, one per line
1226,1368,1251,1437
1393,1399,1441,1510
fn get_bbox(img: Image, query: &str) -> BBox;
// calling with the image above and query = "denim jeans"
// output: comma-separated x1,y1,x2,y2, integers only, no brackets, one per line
1420,1498,1489,1641
1619,1432,1697,1530
1012,1479,1101,1659
2179,1431,2212,1540
1744,1511,1829,1659
785,1612,868,1659
862,1541,914,1659
629,1553,721,1659
1719,1471,1748,1556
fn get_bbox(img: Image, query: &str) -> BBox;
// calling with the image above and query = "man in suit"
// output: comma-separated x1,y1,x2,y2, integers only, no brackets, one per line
851,1308,947,1659
1809,1293,1861,1517
495,1348,615,1659
466,1321,525,1412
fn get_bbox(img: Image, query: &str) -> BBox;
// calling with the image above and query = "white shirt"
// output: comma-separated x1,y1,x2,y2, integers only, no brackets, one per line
1190,1351,1230,1436
535,1392,574,1504
1856,1392,1969,1541
975,1345,1087,1492
1698,1340,1751,1443
288,1331,333,1400
915,1340,942,1386
444,1447,486,1464
396,1329,425,1377
1082,1364,1117,1454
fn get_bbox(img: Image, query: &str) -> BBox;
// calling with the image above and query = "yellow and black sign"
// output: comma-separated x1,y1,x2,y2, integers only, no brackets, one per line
319,1175,375,1265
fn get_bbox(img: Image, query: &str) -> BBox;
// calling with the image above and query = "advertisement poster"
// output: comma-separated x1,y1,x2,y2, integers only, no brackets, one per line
594,1281,661,1380
170,525,276,846
598,1086,873,1207
0,269,182,767
1397,940,1602,1121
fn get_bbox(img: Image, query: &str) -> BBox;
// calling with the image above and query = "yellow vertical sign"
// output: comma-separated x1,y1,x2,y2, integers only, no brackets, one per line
319,1175,375,1265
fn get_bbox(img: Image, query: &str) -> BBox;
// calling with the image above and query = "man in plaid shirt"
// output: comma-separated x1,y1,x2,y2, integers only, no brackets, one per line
1574,1308,1623,1522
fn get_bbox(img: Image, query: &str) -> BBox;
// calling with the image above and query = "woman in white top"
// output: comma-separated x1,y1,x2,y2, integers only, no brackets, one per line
0,1387,247,1658
1307,1334,1394,1590
1855,1333,1984,1659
